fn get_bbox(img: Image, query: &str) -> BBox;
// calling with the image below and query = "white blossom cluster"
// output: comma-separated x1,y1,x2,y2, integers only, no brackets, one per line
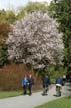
6,11,64,69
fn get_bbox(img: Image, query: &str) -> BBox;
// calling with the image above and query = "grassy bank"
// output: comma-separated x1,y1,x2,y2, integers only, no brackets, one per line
36,97,71,108
0,89,42,99
0,91,22,99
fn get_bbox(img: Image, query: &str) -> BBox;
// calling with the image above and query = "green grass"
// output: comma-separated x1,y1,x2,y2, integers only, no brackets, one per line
0,91,22,99
0,89,41,99
36,97,71,108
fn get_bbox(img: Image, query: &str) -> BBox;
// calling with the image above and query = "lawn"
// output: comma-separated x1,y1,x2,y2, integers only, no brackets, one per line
36,97,71,108
0,89,41,99
0,91,22,99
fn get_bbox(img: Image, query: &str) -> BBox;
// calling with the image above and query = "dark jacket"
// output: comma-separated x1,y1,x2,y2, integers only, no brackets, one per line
42,76,49,88
28,77,34,87
56,77,63,85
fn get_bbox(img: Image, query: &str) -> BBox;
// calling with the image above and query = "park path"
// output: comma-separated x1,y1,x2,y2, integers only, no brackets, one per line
0,83,71,108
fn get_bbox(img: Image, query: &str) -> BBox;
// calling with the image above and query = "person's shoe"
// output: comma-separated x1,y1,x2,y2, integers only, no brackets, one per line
29,93,32,96
42,93,48,96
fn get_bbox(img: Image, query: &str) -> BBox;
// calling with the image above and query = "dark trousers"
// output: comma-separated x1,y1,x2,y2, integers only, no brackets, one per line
23,86,27,95
28,85,32,95
63,78,66,85
43,86,48,95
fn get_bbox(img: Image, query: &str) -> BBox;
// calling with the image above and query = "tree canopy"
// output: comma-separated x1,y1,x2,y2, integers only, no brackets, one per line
17,2,48,19
0,10,16,24
0,23,11,66
6,12,64,70
48,0,71,67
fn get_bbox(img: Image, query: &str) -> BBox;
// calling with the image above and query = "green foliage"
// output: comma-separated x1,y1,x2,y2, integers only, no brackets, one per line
44,65,67,83
52,67,67,80
48,0,71,67
24,2,48,13
0,10,7,24
17,2,48,20
0,9,16,66
0,45,8,66
0,23,11,67
5,10,17,24
0,9,16,24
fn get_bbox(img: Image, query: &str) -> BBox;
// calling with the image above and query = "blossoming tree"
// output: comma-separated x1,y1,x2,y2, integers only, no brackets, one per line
6,12,64,70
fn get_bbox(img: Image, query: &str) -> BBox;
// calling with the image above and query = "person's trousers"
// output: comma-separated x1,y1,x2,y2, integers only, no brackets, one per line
23,86,27,94
43,87,48,95
28,86,32,95
56,86,61,96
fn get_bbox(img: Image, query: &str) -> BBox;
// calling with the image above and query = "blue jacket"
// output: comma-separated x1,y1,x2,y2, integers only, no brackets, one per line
22,79,28,87
56,77,63,85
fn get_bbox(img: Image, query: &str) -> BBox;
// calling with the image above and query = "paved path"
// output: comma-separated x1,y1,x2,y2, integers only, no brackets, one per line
0,83,71,108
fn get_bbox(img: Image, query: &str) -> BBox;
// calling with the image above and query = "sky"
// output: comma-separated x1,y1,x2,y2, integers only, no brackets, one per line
0,0,52,10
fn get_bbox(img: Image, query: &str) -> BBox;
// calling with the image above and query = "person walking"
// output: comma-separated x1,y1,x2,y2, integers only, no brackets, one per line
62,74,66,86
56,76,63,96
27,74,34,95
22,76,28,95
42,75,50,95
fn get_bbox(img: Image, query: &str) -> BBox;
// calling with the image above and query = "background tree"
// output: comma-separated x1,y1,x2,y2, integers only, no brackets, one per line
48,0,71,67
17,2,48,20
0,9,16,24
6,12,64,70
0,23,11,66
0,9,16,66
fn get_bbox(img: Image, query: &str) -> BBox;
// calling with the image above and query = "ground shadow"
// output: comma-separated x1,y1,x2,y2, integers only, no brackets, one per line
67,88,71,91
41,93,48,96
53,94,57,97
